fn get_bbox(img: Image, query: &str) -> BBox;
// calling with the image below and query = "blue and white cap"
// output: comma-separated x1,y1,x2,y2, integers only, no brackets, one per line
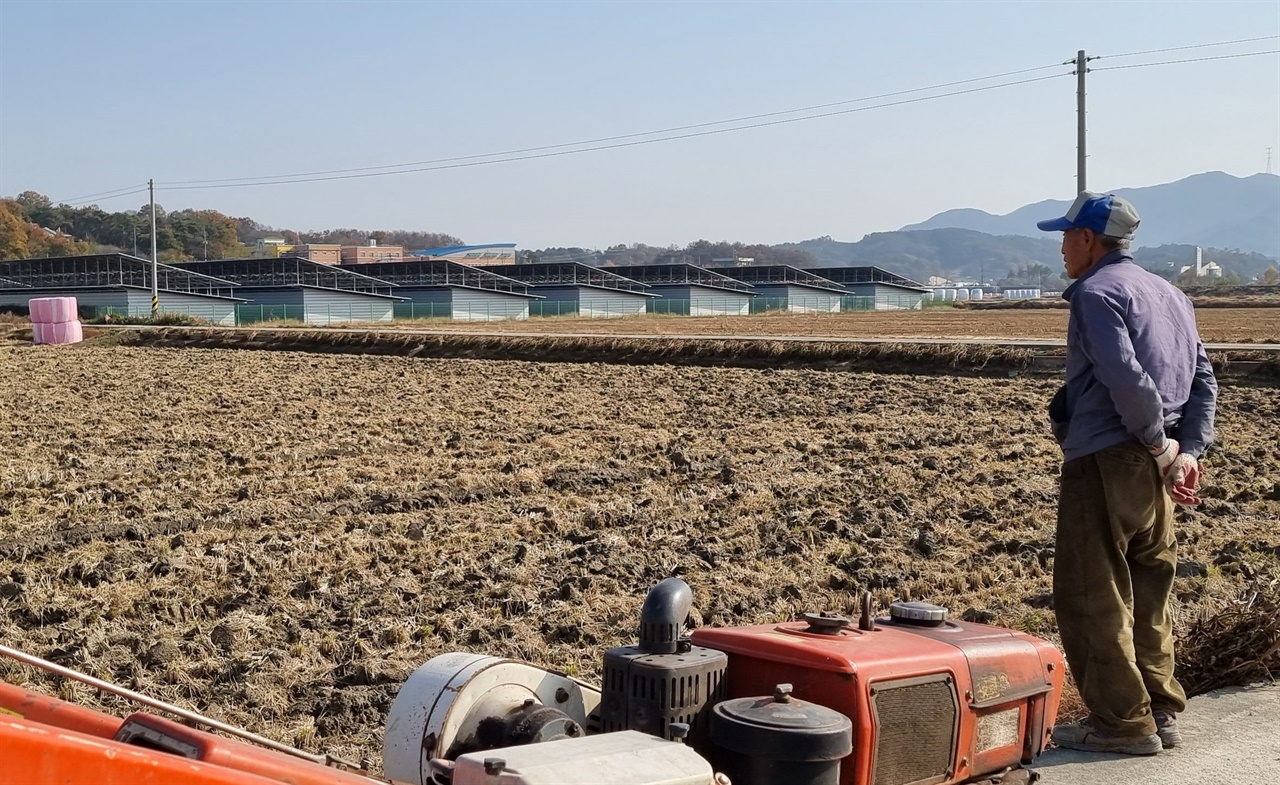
1036,192,1141,239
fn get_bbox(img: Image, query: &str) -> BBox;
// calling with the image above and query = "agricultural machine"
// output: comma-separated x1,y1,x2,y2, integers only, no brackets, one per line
1,578,1064,785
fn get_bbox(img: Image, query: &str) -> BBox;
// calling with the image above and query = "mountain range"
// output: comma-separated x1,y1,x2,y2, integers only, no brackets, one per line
900,171,1279,258
778,172,1279,285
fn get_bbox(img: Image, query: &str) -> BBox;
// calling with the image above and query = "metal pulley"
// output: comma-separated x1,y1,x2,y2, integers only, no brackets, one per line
382,653,602,785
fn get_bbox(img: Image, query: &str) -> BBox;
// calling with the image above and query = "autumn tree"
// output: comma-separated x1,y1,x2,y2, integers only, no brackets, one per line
0,201,29,260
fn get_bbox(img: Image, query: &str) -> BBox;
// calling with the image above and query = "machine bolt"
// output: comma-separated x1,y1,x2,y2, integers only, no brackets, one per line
670,722,690,743
773,684,794,703
715,774,733,785
522,698,536,707
555,687,570,704
483,758,506,775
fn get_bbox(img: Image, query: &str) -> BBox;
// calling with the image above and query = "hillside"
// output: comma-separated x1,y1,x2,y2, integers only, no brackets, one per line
777,231,1278,286
901,172,1280,258
779,230,1065,285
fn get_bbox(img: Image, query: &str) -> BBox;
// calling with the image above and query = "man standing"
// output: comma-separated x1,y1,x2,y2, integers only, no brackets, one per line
1038,192,1217,755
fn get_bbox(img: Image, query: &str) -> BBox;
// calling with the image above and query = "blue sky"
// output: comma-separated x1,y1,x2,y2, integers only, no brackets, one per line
1,0,1277,248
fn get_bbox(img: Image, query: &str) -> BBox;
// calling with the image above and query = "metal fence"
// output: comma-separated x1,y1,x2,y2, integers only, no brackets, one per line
83,293,926,326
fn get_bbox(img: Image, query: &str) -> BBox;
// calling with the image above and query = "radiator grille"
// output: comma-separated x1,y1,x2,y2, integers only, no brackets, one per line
871,675,959,785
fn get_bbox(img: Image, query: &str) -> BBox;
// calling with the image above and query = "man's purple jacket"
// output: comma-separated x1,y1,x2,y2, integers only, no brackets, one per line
1049,250,1218,463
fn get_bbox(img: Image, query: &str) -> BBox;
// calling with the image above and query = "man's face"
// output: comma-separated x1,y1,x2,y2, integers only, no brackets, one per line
1061,228,1095,279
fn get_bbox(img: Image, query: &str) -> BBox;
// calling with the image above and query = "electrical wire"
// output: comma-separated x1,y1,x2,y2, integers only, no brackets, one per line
162,72,1069,192
160,62,1066,187
1099,35,1279,60
1092,49,1280,71
55,184,148,207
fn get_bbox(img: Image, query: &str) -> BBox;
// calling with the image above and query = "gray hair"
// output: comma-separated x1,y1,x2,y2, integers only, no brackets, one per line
1099,235,1131,251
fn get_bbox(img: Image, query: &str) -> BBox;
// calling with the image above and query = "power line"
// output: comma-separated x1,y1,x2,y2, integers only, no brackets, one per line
160,62,1066,187
55,184,148,207
1100,35,1279,60
162,72,1070,192
1091,49,1280,71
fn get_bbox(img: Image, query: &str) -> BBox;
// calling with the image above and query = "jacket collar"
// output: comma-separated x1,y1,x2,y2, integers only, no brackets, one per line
1063,249,1132,302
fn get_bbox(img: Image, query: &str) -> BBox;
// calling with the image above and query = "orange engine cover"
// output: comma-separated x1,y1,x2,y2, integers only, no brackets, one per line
691,613,1064,785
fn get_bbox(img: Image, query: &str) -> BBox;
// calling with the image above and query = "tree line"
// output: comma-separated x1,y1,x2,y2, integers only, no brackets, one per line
0,191,465,262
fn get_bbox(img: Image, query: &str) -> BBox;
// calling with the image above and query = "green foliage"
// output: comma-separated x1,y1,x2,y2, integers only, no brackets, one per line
1134,244,1278,283
298,228,464,251
87,311,209,326
780,229,1067,284
593,240,813,267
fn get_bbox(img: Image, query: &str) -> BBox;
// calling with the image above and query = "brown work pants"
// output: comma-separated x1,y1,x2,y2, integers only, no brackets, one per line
1054,441,1188,737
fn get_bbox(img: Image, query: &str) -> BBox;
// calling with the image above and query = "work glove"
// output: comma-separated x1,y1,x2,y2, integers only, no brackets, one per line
1148,438,1180,476
1165,453,1203,506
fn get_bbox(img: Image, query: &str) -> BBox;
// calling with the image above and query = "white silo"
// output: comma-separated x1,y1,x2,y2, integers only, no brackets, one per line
970,288,983,300
934,288,946,300
945,289,957,301
956,289,969,301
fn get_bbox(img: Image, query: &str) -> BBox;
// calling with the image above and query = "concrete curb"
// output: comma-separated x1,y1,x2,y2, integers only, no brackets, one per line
1034,685,1280,784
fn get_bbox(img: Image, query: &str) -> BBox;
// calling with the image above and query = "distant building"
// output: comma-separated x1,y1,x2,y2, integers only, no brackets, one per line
252,237,292,258
411,244,518,266
340,239,404,265
1179,247,1222,279
290,244,342,265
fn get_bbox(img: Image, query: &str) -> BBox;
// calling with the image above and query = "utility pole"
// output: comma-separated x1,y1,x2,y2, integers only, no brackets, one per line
202,227,208,261
149,179,158,317
1068,50,1094,193
1268,147,1274,175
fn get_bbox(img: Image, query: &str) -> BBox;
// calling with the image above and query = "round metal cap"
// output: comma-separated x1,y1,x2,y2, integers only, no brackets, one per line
711,689,853,761
801,612,850,635
889,601,948,626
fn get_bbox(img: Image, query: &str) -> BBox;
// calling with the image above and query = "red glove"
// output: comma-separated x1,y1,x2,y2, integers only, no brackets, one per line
1165,453,1202,506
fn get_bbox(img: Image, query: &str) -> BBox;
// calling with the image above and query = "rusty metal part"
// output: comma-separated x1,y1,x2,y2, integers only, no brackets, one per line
966,766,1040,784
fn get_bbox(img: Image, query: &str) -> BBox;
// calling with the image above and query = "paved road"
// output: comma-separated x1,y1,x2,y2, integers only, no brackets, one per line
100,325,1280,353
1034,685,1280,785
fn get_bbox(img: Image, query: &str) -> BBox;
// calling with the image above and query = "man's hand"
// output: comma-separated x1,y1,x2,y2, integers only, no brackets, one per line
1149,438,1180,476
1166,453,1203,506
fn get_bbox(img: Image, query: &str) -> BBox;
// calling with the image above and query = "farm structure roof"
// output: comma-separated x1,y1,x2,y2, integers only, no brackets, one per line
479,263,652,294
804,266,931,292
703,264,848,294
340,260,538,297
601,264,754,294
0,253,239,297
171,257,398,297
410,244,518,257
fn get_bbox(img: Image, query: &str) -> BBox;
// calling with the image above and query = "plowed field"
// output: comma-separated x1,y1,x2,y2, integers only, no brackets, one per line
0,344,1276,766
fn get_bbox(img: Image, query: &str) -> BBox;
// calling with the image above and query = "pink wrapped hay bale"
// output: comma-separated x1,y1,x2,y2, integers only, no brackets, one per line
33,321,85,346
28,297,78,324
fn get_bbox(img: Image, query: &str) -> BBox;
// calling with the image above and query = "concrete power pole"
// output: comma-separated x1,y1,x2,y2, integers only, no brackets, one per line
1074,50,1088,193
149,179,159,317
